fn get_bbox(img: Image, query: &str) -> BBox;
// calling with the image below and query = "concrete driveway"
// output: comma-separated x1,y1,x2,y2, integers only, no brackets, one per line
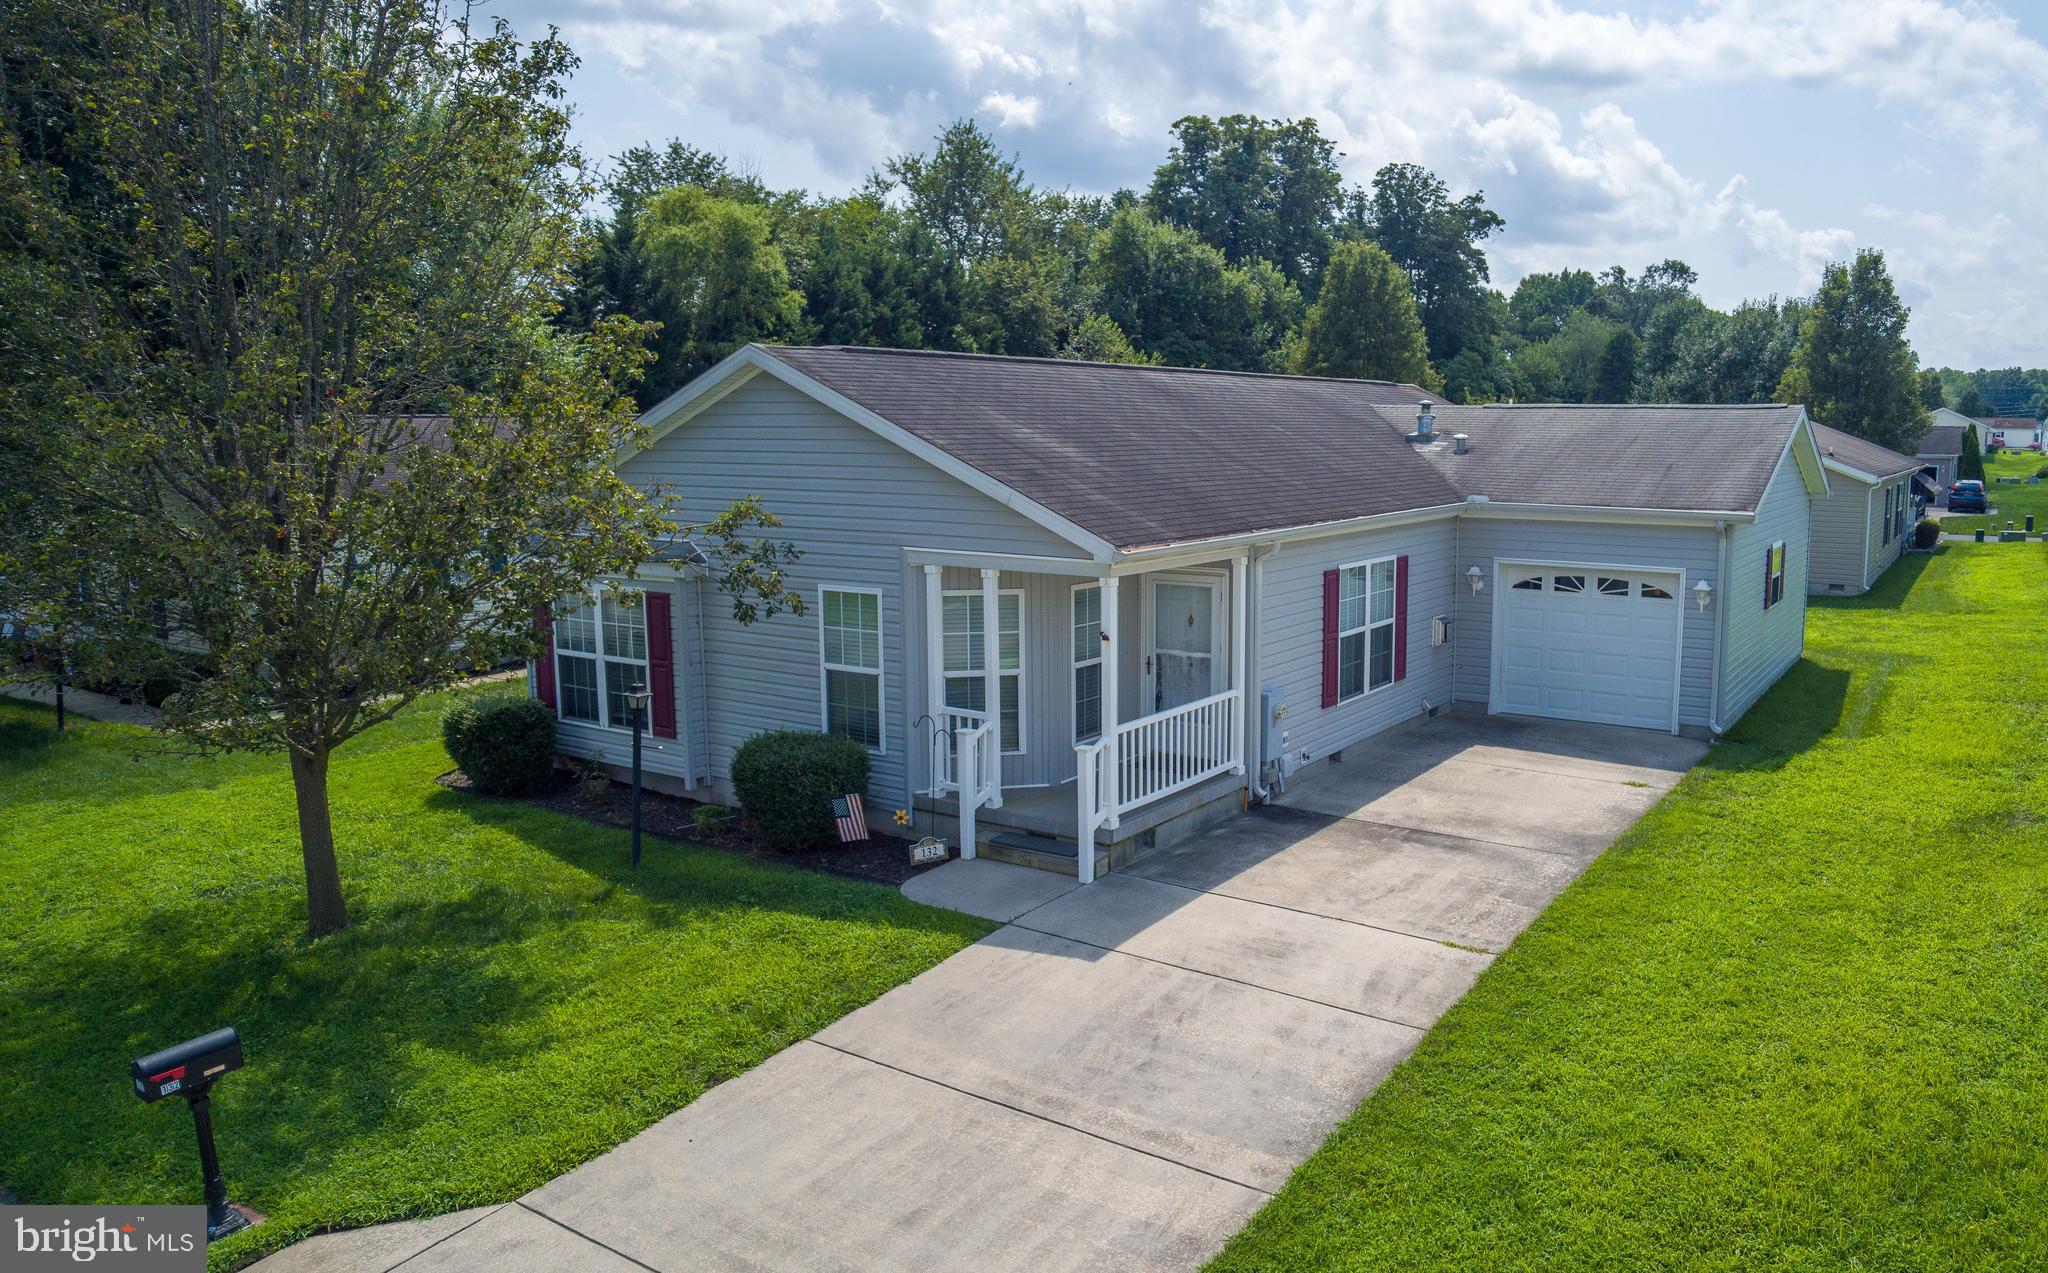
258,712,1702,1273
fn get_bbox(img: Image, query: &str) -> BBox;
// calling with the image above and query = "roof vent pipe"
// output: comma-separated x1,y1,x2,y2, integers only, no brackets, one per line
1453,433,1469,455
1417,401,1435,439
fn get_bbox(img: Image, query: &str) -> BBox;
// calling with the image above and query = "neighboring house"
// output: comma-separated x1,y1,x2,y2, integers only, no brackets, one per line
530,345,1827,880
1979,416,2044,451
1917,407,1985,493
1808,423,1922,595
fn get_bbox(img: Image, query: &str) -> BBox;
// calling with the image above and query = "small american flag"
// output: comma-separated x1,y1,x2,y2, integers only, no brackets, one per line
831,793,869,842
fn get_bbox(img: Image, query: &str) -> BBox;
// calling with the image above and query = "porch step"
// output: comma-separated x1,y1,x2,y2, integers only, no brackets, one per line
980,830,1108,879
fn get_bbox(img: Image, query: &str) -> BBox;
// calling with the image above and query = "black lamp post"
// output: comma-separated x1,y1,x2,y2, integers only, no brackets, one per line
625,681,650,870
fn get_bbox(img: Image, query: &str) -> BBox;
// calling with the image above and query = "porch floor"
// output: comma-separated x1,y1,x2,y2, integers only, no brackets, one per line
914,769,1248,851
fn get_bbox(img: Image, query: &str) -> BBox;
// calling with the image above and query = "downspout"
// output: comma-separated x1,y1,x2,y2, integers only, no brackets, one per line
1709,518,1731,735
1248,542,1273,803
1859,484,1872,591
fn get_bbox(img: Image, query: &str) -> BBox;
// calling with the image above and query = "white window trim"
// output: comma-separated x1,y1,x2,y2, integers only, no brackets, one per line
818,585,887,755
1334,555,1398,704
941,587,1026,756
1072,581,1104,743
552,585,651,734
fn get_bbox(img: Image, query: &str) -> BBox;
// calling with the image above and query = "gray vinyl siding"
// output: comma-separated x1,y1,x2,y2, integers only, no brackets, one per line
1719,444,1811,729
1256,519,1459,766
549,577,692,781
1866,474,1910,586
1808,477,1873,594
1811,472,1911,595
598,374,1092,806
1452,518,1722,728
933,565,1104,788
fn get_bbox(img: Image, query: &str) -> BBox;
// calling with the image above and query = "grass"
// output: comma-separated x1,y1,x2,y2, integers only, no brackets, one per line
1940,447,2048,534
1210,544,2048,1271
0,689,993,1269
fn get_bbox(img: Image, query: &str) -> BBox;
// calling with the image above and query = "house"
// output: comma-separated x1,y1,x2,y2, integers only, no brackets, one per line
1979,416,2043,451
1917,407,1985,493
1807,423,1922,595
530,345,1826,880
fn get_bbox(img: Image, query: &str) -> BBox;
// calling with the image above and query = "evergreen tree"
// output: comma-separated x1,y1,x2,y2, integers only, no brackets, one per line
1145,115,1344,291
1348,163,1504,367
1958,425,1986,482
1287,240,1440,389
1088,207,1301,371
1590,328,1639,403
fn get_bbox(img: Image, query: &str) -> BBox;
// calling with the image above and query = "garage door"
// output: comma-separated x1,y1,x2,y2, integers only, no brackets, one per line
1495,565,1681,732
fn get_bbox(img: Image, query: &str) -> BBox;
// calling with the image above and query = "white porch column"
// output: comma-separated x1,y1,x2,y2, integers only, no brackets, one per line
1100,574,1121,830
1230,553,1248,776
922,563,943,796
980,568,1003,809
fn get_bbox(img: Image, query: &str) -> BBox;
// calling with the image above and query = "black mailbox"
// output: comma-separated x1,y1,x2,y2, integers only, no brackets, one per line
132,1027,242,1103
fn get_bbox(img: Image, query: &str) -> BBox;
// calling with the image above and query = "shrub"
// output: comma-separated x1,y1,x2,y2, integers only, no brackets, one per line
1914,519,1940,549
442,696,556,795
692,803,731,838
731,730,870,851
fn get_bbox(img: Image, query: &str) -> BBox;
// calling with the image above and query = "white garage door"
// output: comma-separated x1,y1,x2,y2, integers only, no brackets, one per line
1495,565,1681,732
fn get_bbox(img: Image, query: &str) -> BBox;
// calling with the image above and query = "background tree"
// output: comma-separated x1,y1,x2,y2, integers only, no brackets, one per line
0,0,706,936
1590,328,1640,403
1144,114,1343,291
1918,369,1948,411
1958,424,1987,481
1087,206,1301,371
1954,385,1992,418
637,185,804,396
1059,313,1158,364
1774,249,1926,450
1288,241,1440,389
1348,163,1505,377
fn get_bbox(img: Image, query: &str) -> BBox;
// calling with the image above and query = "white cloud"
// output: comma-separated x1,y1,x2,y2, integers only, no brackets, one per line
502,0,2048,364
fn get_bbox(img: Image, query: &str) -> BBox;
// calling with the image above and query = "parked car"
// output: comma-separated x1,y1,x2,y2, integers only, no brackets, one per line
1949,480,1988,513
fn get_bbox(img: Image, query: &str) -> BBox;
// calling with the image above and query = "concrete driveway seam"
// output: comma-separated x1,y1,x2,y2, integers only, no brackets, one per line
800,1039,1280,1198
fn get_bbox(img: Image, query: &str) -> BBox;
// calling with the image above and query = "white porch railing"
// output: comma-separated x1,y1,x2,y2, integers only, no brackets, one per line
930,707,997,797
955,716,997,861
1075,688,1244,885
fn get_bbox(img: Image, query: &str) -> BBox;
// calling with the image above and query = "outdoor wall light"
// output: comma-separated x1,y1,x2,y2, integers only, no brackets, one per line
1694,579,1714,611
1465,566,1485,595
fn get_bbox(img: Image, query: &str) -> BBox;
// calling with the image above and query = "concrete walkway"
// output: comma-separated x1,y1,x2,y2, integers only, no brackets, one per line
0,680,163,727
252,711,1703,1273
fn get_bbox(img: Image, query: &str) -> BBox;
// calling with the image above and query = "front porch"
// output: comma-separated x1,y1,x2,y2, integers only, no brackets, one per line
908,548,1254,883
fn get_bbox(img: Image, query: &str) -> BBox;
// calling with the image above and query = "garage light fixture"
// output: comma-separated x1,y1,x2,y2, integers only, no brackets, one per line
1693,579,1714,611
1465,566,1484,595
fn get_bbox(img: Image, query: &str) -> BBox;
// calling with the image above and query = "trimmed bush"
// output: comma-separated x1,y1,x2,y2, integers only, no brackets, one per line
443,696,557,795
1914,519,1941,549
731,730,870,851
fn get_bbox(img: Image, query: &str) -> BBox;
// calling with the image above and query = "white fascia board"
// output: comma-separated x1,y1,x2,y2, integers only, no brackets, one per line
1458,499,1756,527
1112,501,1465,563
1787,412,1830,498
1822,457,1880,485
612,345,767,467
904,547,1108,577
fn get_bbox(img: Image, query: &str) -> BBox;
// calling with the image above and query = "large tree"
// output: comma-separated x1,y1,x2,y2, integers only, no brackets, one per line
1288,240,1439,389
638,184,804,389
1144,114,1344,291
1087,207,1301,371
1775,249,1925,451
0,0,693,936
1348,163,1505,367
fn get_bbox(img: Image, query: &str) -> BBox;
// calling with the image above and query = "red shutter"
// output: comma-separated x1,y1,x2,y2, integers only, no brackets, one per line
1321,568,1340,708
533,605,557,713
1394,555,1409,682
645,591,678,739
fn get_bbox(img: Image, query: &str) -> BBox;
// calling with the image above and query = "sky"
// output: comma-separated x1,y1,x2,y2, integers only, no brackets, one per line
488,0,2048,370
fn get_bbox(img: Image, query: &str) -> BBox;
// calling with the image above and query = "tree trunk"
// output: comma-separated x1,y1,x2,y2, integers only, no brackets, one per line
289,745,350,936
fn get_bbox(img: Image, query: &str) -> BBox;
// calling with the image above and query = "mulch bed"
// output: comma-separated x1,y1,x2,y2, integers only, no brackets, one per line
438,768,958,887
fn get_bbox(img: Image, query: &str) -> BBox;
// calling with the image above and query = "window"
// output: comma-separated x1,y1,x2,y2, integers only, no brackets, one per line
821,588,883,749
1640,582,1673,600
1551,574,1586,594
1595,576,1630,597
1763,541,1788,609
1511,575,1544,591
553,589,648,729
1882,486,1896,544
1335,558,1397,702
1073,584,1103,742
942,589,1023,753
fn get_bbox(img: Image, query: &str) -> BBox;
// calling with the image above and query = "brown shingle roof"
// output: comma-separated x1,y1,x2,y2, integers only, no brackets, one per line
755,346,1809,551
1810,422,1922,480
764,345,1462,550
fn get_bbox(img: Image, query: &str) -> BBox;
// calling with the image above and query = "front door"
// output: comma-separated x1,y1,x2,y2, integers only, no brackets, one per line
1144,574,1225,712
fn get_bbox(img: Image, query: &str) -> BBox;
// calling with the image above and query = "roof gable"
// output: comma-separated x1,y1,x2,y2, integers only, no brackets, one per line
1811,421,1922,482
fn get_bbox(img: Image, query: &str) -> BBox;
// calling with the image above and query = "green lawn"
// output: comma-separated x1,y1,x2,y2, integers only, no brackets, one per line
0,689,992,1269
1211,544,2048,1271
1941,447,2048,534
